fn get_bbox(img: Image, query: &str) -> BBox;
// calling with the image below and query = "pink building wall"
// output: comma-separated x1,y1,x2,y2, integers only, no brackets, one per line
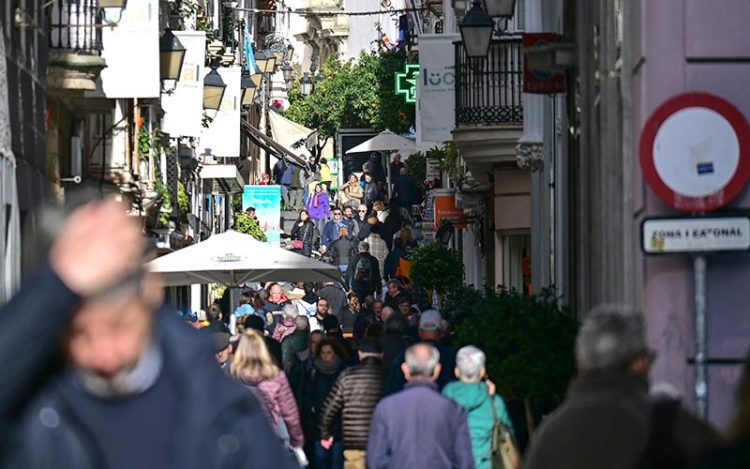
633,0,750,426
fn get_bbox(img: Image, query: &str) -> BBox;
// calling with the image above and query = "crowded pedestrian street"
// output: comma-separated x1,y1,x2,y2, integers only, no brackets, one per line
3,0,750,468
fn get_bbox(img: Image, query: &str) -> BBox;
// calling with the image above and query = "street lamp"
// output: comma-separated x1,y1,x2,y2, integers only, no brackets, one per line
250,73,263,87
282,63,294,85
483,0,516,18
240,73,257,108
285,44,294,63
300,72,313,96
203,67,227,110
159,29,186,82
263,51,277,73
254,50,269,74
315,69,325,82
459,0,494,58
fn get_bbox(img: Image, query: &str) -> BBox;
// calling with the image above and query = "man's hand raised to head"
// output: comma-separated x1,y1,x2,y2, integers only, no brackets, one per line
50,198,146,298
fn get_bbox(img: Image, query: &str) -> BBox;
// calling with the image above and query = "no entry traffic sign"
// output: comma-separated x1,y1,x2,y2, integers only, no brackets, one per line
639,92,750,212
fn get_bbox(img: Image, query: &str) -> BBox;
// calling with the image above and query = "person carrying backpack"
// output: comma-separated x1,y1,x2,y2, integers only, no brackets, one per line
346,241,382,303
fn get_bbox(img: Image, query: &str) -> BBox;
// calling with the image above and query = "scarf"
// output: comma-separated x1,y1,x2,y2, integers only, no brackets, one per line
74,341,163,398
314,356,343,375
313,193,320,208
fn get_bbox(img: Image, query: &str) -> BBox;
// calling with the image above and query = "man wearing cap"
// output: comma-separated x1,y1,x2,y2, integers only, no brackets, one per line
385,309,457,395
367,343,474,469
320,339,387,469
214,332,232,372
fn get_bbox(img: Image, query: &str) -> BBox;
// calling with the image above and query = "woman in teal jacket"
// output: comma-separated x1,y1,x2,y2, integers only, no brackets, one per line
443,345,514,469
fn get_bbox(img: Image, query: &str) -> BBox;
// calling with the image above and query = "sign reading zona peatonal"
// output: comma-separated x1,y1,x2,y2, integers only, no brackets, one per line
642,215,750,254
639,92,750,212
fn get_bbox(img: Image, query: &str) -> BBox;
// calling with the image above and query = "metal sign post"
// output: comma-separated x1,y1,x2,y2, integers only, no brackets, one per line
693,254,707,420
639,92,750,421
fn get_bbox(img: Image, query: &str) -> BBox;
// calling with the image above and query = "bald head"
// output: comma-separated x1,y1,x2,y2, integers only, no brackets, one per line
402,343,441,382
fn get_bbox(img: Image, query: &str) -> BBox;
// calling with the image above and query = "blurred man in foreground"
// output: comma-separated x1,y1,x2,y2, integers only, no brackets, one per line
0,198,294,469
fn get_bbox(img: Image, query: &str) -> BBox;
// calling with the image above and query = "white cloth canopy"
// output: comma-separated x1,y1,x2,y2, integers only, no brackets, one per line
147,230,341,286
345,129,416,154
268,110,315,158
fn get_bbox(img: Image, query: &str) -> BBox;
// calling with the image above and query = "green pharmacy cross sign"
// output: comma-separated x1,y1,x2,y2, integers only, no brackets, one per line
395,63,420,104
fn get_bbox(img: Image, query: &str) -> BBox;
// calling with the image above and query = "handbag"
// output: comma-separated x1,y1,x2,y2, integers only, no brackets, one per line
491,397,521,469
292,239,304,249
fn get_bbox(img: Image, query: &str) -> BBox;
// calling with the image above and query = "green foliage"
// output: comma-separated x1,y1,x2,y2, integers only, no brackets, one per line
404,153,426,196
138,127,152,161
177,0,212,36
233,212,267,242
408,243,463,294
202,112,214,129
177,182,190,224
285,49,415,139
445,286,578,404
155,180,172,228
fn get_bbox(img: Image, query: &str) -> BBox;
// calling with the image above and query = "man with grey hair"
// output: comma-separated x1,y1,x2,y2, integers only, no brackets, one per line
525,305,717,469
346,241,381,303
443,346,515,469
367,343,474,469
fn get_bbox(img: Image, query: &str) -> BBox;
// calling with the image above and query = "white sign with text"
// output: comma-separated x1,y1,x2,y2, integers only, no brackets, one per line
642,217,750,254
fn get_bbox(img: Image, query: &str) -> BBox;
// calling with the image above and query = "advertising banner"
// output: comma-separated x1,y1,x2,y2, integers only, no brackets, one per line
99,0,159,98
198,66,241,158
161,31,206,138
242,185,282,247
432,188,466,229
417,34,459,152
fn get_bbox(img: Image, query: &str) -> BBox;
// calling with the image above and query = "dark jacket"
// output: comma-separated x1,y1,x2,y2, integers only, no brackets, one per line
0,298,296,468
281,329,308,370
331,237,356,266
524,371,717,469
320,357,386,450
698,437,750,468
290,219,316,256
305,360,346,440
380,333,410,373
366,381,474,469
386,340,456,395
383,246,408,281
346,252,381,294
264,336,283,369
354,216,372,241
363,182,378,206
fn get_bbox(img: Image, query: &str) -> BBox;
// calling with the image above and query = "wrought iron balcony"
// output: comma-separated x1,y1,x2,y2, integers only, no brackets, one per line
47,0,106,91
49,0,103,54
455,38,524,126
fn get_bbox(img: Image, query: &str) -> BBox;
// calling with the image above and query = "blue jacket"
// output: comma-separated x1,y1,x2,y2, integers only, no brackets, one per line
0,267,296,469
281,164,294,186
366,381,475,469
322,219,348,249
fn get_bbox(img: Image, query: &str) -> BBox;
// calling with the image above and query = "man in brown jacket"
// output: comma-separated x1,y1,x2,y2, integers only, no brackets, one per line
319,339,386,469
525,305,717,469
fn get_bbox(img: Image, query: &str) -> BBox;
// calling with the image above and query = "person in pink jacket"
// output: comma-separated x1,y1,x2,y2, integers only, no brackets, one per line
272,303,299,343
231,329,305,453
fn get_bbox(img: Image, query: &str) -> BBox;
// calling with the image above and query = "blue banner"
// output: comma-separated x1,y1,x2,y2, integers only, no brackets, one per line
244,29,258,74
242,185,281,246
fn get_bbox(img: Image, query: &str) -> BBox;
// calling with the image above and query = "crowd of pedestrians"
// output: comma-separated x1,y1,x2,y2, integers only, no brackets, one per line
8,195,750,469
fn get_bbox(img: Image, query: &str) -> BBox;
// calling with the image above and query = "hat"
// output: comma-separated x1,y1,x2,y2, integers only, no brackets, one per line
322,315,341,332
213,332,231,352
419,309,443,332
286,287,306,300
357,338,383,354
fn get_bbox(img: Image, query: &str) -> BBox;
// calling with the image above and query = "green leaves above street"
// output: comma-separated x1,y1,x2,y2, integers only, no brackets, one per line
285,49,416,139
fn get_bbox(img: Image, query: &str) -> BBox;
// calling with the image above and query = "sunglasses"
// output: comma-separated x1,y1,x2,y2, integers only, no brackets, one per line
358,210,367,212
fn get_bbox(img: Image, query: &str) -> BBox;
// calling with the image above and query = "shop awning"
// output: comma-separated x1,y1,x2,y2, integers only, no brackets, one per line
199,164,245,194
241,121,307,167
268,110,316,159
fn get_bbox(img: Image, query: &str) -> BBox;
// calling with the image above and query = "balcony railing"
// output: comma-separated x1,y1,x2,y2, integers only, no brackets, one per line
49,0,103,54
455,38,524,126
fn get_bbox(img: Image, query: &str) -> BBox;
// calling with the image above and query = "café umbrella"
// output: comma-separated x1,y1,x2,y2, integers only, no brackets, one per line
147,230,341,286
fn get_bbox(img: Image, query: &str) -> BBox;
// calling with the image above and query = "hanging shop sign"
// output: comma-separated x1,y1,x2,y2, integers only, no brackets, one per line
641,215,750,254
395,63,420,104
522,33,566,95
639,92,750,212
433,188,467,229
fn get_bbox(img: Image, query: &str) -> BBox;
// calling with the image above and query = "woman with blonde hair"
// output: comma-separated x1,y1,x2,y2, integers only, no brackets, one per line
231,329,305,453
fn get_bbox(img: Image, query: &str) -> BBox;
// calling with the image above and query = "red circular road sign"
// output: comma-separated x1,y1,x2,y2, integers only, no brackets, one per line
639,92,750,212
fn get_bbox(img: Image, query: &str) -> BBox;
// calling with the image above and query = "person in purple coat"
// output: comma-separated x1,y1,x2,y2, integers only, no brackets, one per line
307,183,332,233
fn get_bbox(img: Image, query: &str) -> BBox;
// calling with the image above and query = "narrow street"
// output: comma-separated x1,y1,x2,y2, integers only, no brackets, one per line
1,0,750,468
